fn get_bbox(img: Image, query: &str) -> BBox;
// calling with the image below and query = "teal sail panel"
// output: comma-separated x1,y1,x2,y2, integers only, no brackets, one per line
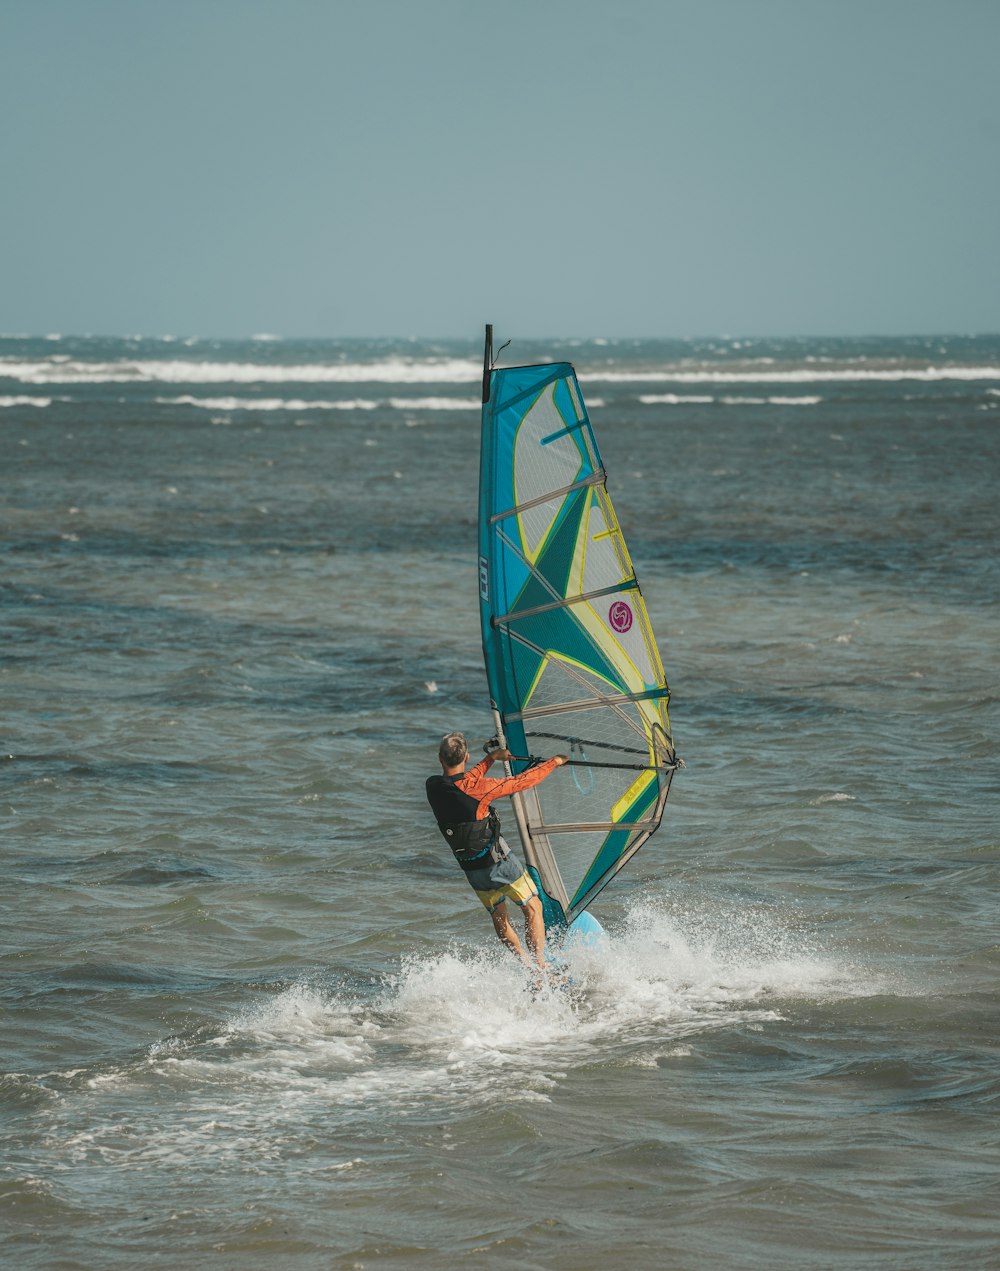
478,342,677,927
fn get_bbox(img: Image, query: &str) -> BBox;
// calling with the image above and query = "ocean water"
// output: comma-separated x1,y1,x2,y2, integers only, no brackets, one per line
2,333,998,1270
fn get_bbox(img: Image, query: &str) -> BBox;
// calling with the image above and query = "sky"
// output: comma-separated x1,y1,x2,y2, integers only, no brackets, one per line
1,0,998,339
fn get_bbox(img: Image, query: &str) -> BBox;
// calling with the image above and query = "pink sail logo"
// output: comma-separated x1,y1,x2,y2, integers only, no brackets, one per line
609,600,633,633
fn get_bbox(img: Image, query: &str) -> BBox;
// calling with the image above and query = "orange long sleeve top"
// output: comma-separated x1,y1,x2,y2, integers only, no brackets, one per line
454,755,561,821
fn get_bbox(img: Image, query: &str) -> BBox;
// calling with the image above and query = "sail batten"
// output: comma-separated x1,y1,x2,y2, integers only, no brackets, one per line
531,821,662,834
510,688,670,722
478,334,677,927
495,580,639,626
488,470,607,523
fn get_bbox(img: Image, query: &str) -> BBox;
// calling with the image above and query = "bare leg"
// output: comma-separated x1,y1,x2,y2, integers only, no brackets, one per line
521,896,548,971
490,902,527,961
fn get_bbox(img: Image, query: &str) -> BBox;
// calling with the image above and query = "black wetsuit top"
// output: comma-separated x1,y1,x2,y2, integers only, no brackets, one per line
425,773,505,871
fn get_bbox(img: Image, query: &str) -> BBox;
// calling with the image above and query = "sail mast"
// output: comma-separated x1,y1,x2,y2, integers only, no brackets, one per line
482,324,493,405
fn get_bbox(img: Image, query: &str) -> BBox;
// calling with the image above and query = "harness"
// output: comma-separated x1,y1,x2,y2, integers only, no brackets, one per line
426,775,510,872
440,808,508,871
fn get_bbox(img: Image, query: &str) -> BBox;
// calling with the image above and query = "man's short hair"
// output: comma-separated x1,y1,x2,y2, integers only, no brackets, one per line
439,731,469,766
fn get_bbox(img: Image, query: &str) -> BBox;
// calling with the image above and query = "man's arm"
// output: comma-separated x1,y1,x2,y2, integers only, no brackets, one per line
465,751,568,805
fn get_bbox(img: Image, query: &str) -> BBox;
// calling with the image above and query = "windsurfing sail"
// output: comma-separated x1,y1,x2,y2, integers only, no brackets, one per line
478,325,678,930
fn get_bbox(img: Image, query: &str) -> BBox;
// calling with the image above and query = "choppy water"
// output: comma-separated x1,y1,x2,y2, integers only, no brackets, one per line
2,334,999,1269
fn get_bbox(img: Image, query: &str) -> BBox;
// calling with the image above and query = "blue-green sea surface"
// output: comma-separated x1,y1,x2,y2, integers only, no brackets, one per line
2,334,999,1270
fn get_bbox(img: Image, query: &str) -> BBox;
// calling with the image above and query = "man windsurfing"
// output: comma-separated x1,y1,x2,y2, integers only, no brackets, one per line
426,732,567,973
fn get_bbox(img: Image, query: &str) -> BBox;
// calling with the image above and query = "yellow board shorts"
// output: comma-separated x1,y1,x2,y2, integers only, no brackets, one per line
473,869,538,914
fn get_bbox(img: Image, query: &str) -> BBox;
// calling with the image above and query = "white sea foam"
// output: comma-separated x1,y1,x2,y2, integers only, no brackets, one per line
4,355,999,387
187,900,871,1103
376,895,878,1077
157,395,378,411
34,902,891,1178
639,394,715,405
0,356,481,385
714,394,820,405
223,983,378,1071
389,396,478,411
156,394,479,413
0,395,52,407
587,898,869,1013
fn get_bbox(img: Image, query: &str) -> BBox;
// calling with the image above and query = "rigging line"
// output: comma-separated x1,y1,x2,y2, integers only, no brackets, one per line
490,338,511,370
570,736,595,796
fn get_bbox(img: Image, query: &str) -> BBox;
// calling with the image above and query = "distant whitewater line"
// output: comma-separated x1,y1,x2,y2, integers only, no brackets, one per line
0,357,479,385
0,394,54,407
1,390,826,412
157,394,479,411
3,356,1000,387
639,393,822,406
